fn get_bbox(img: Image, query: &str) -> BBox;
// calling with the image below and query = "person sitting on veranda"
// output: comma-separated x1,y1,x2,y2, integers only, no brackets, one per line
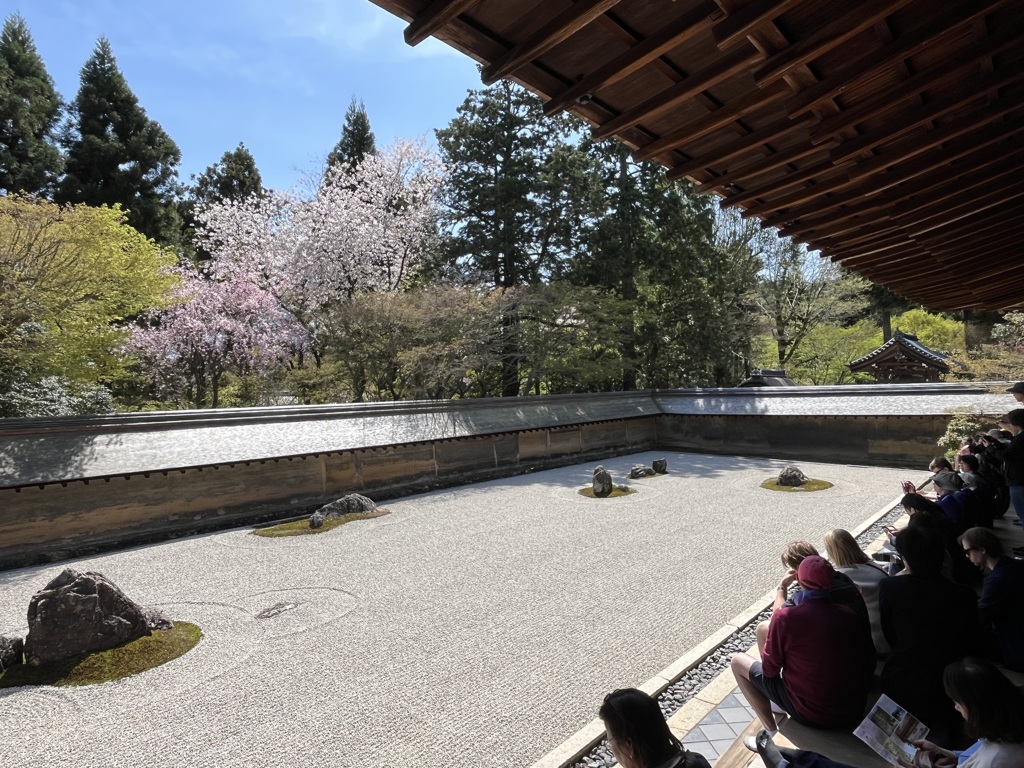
901,457,956,497
599,688,711,768
731,556,874,736
824,528,889,655
879,527,986,747
932,472,980,534
900,493,981,587
754,540,871,655
748,657,1024,768
956,454,997,528
960,527,1024,673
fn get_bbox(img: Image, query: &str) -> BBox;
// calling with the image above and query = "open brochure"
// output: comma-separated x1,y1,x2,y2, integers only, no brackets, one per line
853,694,929,765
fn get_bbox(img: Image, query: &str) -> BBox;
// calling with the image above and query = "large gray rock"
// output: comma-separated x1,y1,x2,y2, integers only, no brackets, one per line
629,464,656,479
315,494,377,521
652,458,668,474
778,466,809,487
24,569,152,666
0,635,23,671
592,466,613,498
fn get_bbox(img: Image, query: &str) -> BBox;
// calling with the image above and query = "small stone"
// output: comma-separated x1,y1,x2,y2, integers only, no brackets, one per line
309,511,325,529
629,464,656,479
0,635,23,670
592,466,613,498
652,458,667,474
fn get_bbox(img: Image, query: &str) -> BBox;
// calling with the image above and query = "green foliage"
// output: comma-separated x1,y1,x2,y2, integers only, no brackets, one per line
891,308,964,353
326,97,376,172
0,375,114,418
0,196,177,411
57,38,182,245
0,622,202,688
0,14,63,196
756,319,880,385
937,408,987,457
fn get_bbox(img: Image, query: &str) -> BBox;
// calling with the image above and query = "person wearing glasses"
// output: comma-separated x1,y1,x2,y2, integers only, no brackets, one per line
960,527,1024,672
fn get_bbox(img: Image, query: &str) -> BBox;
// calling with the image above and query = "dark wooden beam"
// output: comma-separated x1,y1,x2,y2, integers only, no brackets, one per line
665,115,812,181
543,1,719,116
404,0,483,46
694,140,837,195
711,0,805,50
591,44,761,141
725,155,851,208
784,0,1011,117
809,23,1022,144
482,0,625,84
753,0,918,86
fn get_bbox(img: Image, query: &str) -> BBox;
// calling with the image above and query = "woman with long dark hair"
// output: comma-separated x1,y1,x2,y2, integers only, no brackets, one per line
599,688,711,768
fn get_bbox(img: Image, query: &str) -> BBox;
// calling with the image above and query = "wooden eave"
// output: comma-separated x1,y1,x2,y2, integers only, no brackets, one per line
370,0,1024,311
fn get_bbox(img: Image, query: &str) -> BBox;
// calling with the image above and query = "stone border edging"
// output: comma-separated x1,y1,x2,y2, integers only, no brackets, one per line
529,493,905,768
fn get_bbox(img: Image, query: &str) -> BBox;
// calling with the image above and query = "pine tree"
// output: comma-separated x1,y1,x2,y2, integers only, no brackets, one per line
0,14,63,196
57,37,181,245
191,142,264,203
326,98,376,172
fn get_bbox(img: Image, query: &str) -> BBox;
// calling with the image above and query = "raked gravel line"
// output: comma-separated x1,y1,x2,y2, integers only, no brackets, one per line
0,451,918,768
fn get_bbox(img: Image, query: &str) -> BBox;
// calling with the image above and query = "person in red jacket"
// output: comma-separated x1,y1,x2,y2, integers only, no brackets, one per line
730,556,874,736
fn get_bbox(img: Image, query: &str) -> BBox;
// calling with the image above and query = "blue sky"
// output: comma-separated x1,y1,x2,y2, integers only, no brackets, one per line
7,0,483,190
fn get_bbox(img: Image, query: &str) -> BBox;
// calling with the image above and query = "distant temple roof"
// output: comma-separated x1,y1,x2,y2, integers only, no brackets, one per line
848,331,950,380
737,369,797,387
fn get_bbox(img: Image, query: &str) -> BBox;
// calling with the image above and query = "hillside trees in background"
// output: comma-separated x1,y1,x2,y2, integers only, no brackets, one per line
181,142,264,261
56,37,182,245
436,81,603,395
0,196,177,416
326,97,376,173
0,14,63,196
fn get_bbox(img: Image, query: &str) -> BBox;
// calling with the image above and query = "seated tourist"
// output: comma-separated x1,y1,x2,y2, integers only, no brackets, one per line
1000,409,1024,527
748,657,1024,768
902,493,981,587
598,688,711,768
731,556,873,735
957,454,997,528
933,471,979,533
755,540,870,654
960,527,1024,673
824,528,889,654
879,527,985,746
901,456,955,496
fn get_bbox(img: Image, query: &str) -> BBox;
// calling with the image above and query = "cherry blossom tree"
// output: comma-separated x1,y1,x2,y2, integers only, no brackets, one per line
196,138,443,314
125,263,307,408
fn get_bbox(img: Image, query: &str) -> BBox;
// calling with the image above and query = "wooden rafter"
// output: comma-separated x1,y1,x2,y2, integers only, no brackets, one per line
712,0,806,50
481,0,625,85
404,0,483,46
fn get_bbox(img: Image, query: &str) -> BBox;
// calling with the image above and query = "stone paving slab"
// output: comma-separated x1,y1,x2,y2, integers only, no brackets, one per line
0,452,913,768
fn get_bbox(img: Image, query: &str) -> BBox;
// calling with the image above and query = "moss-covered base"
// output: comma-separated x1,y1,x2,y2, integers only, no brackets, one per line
760,478,834,492
0,621,202,688
253,507,390,537
578,487,638,498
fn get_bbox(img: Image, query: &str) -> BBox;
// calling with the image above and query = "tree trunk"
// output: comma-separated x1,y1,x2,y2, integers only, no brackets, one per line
880,310,893,341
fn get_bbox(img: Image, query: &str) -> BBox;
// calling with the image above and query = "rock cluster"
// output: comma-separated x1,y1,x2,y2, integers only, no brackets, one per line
0,635,23,671
629,464,656,479
777,466,809,486
310,493,378,528
592,466,613,497
23,569,166,666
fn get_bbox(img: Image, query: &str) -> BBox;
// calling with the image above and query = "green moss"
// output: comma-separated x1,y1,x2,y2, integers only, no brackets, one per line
760,478,834,492
0,621,202,688
252,507,390,537
577,486,638,498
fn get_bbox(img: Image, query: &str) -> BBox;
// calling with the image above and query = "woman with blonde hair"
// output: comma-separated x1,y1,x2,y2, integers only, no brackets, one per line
824,528,889,654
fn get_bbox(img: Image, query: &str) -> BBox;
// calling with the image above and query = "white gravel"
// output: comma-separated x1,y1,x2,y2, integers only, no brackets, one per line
0,451,916,768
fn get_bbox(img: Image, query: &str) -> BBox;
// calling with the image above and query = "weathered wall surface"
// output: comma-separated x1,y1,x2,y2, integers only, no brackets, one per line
0,382,1010,570
0,419,659,569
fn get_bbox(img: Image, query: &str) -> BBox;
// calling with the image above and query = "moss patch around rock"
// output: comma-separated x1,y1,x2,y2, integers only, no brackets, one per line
252,507,390,537
577,487,638,498
0,621,202,688
760,478,834,492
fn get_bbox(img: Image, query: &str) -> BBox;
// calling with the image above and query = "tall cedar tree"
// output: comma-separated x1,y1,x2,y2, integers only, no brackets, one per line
57,38,181,245
436,81,600,395
0,15,63,196
182,142,264,260
326,98,376,172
